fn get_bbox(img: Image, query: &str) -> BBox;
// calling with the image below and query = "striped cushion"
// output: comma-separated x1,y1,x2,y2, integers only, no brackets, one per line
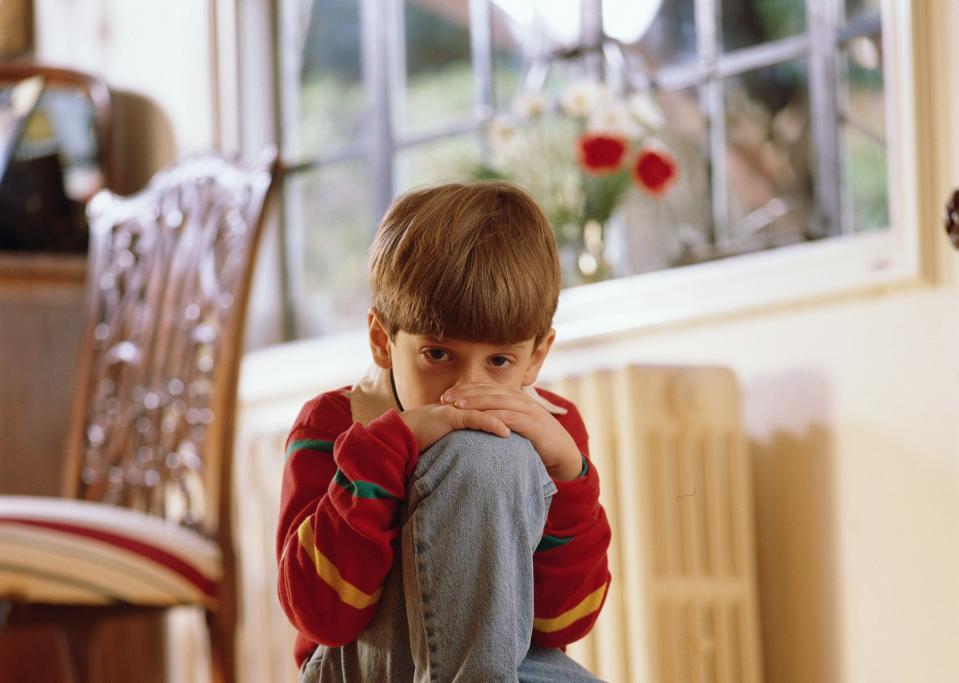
0,496,221,607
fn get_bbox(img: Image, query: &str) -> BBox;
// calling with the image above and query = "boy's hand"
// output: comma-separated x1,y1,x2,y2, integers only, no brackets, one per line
399,403,511,453
440,383,583,481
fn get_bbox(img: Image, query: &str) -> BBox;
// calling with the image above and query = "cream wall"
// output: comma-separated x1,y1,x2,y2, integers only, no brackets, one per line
551,265,959,683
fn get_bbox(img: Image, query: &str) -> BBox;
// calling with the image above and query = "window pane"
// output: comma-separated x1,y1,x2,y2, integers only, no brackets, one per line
840,36,884,147
617,0,698,72
490,1,587,103
394,135,482,195
283,0,365,162
286,161,373,337
722,0,807,52
844,0,881,24
614,88,711,274
724,59,814,247
842,127,887,233
400,1,475,137
840,34,888,232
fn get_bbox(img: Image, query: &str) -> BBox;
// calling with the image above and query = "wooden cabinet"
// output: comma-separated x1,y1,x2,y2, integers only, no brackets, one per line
0,252,85,495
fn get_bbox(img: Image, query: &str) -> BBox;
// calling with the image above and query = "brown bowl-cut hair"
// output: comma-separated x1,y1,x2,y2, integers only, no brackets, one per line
369,181,561,345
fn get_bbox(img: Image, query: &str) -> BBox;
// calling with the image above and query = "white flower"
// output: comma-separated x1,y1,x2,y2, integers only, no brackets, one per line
627,92,665,130
586,100,642,139
512,92,548,119
850,36,880,71
559,80,609,118
677,224,707,249
487,116,517,153
639,135,669,153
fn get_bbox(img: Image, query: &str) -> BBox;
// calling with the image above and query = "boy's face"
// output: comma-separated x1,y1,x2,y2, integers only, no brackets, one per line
367,311,555,410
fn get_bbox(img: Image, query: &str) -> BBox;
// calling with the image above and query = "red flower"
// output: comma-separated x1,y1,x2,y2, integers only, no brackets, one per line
578,134,628,174
633,148,678,196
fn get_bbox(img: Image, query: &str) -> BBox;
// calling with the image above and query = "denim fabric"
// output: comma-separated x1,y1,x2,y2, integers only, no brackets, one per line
299,429,603,682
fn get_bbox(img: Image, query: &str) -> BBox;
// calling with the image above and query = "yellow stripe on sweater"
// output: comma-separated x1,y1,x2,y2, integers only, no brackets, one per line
297,519,382,609
533,582,608,634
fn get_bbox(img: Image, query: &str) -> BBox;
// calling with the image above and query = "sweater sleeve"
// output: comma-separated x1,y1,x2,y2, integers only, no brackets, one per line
531,395,612,647
276,392,418,648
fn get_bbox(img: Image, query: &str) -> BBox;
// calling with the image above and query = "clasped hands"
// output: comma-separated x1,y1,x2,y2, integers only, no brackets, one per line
398,382,582,481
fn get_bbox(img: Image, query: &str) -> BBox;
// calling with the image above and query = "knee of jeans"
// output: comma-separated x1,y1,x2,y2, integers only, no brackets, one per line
430,429,546,486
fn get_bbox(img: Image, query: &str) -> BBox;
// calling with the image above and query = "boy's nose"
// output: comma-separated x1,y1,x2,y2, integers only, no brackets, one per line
452,368,487,386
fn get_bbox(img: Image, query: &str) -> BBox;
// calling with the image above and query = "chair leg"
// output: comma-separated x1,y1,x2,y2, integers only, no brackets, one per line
0,623,75,683
62,618,101,683
205,608,236,683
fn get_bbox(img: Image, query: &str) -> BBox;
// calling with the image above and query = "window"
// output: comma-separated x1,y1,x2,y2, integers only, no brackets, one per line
267,0,902,341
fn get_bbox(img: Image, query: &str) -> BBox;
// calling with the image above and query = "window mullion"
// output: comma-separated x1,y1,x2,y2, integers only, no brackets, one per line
716,34,808,78
361,0,397,227
396,121,484,149
468,0,493,113
581,0,605,80
469,0,494,163
696,0,729,247
275,0,306,339
807,0,844,236
639,22,874,97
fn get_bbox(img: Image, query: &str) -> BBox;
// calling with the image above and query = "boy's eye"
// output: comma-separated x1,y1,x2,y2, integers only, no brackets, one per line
424,348,450,361
489,356,512,368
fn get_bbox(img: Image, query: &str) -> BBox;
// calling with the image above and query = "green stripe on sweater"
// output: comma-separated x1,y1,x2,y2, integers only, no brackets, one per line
536,534,574,553
333,469,398,500
286,439,334,459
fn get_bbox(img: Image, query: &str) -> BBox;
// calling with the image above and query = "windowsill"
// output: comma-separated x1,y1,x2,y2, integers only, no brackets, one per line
240,328,370,409
239,226,928,407
552,227,921,342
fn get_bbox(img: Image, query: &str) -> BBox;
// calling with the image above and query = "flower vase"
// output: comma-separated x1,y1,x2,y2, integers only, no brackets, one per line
575,218,612,285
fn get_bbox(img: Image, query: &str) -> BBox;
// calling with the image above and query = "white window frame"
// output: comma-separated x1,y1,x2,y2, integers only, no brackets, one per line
554,0,929,342
221,0,935,364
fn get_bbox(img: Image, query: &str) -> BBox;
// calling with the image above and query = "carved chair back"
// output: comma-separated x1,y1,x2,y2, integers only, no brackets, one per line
63,153,277,547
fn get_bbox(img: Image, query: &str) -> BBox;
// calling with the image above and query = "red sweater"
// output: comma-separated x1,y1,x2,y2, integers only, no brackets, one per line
276,387,612,667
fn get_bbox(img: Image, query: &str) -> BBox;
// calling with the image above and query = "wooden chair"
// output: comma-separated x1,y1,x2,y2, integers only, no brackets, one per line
0,149,278,683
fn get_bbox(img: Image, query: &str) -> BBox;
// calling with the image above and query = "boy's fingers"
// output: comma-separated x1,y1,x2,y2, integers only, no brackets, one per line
446,383,515,394
441,384,519,403
482,409,530,432
455,408,510,437
449,386,522,398
451,393,533,412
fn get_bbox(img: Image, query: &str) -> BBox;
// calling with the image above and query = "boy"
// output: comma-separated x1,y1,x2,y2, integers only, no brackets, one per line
277,182,612,682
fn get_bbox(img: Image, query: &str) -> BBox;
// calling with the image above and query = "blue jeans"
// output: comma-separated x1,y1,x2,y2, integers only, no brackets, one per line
299,429,603,682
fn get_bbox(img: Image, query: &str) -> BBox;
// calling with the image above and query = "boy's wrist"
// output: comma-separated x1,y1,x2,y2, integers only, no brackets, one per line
550,449,586,481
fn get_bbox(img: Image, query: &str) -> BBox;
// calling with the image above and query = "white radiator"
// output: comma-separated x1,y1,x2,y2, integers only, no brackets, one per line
545,366,763,683
228,365,763,683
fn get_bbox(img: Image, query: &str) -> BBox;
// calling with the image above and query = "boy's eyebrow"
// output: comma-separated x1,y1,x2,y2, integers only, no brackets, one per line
423,337,527,350
488,342,531,353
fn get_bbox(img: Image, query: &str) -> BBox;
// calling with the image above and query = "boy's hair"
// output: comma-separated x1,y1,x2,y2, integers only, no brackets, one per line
369,181,561,345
